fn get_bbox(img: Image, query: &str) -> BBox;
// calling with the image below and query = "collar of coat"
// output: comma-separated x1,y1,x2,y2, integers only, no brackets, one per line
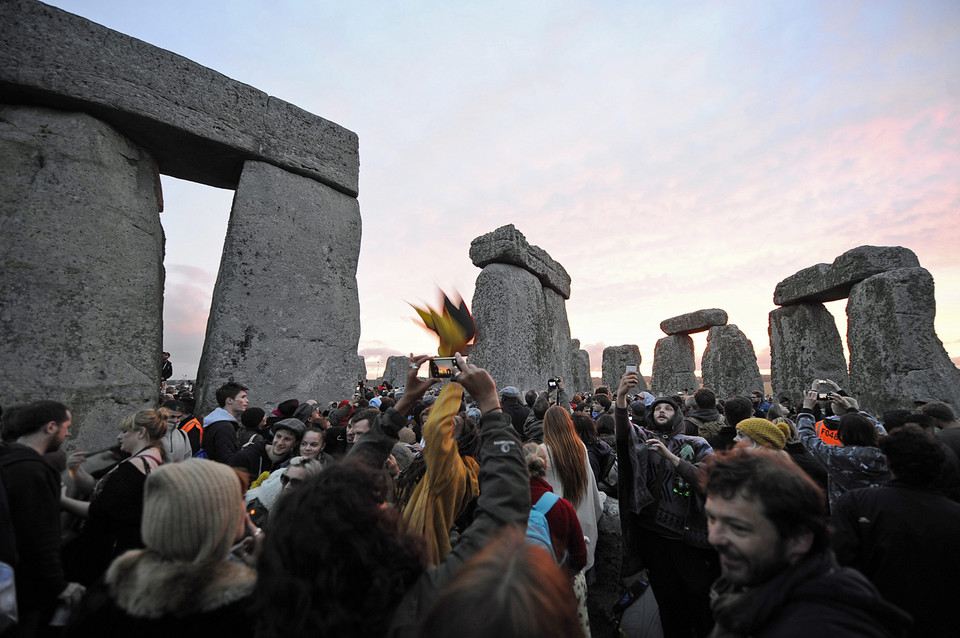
106,549,256,618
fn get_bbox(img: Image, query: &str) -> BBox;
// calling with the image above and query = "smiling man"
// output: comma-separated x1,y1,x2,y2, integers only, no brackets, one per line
703,447,910,638
228,418,304,480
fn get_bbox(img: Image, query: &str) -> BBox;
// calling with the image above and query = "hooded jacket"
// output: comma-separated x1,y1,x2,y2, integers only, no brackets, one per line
796,411,890,511
615,400,714,549
202,407,240,463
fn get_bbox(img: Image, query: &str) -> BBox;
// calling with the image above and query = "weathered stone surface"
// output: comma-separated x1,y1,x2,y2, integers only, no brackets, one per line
660,308,728,335
650,335,698,395
381,355,412,389
602,345,648,392
543,287,578,390
195,161,361,413
571,340,593,395
0,0,359,195
847,268,960,415
701,325,764,398
469,263,551,392
356,355,367,386
774,245,920,305
0,106,162,450
769,303,848,401
469,225,572,298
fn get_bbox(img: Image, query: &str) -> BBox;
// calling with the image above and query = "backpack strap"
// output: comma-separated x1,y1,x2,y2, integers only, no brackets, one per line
533,491,560,514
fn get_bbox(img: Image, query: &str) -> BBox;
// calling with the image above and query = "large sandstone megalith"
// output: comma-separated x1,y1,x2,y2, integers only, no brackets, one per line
650,335,698,395
469,263,550,393
847,268,960,415
469,226,588,393
701,325,764,398
769,303,848,401
602,345,647,392
0,106,162,449
195,161,361,412
571,340,593,396
381,355,412,389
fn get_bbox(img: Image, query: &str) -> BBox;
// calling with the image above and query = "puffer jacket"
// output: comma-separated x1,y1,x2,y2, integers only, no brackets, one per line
796,411,889,511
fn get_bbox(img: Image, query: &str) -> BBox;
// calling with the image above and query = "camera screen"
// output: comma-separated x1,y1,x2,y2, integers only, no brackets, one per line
430,357,459,379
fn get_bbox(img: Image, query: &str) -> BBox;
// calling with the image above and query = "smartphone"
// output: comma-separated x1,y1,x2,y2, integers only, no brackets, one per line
429,357,460,379
625,365,638,373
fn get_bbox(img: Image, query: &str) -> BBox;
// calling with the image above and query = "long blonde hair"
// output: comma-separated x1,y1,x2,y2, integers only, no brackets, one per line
542,406,587,508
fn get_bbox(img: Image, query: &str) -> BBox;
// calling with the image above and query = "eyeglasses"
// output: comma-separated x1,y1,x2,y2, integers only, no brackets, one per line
280,474,303,487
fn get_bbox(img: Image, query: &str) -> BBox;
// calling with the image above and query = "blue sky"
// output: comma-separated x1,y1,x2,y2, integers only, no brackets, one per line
45,0,960,381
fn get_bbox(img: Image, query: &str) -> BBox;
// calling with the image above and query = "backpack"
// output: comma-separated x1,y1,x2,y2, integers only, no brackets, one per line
179,417,205,457
686,414,726,440
526,491,562,562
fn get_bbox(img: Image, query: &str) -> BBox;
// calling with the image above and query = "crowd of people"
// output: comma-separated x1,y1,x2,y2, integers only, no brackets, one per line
1,353,958,637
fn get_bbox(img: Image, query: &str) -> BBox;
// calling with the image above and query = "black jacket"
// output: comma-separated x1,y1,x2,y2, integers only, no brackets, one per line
0,443,66,616
709,551,911,637
227,438,283,479
833,481,960,637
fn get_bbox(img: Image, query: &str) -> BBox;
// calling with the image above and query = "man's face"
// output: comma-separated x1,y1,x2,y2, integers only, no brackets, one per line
346,419,371,443
166,410,183,429
48,411,72,452
226,390,249,415
652,402,675,427
282,466,307,492
751,393,761,406
706,492,793,587
271,430,297,458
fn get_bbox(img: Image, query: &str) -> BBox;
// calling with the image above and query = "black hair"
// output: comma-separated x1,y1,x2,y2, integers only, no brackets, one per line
1,401,69,441
215,382,248,408
879,424,945,487
254,464,425,638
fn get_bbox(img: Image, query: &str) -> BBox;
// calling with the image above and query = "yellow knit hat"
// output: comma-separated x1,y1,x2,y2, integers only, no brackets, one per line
736,418,786,450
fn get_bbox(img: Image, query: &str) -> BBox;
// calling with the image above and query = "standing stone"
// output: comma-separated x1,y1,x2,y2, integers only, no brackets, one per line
469,263,550,392
650,335,698,395
602,345,647,392
543,287,575,388
847,267,960,415
769,303,848,401
571,340,593,395
0,106,162,450
356,355,367,386
195,160,361,413
701,325,764,398
381,355,412,389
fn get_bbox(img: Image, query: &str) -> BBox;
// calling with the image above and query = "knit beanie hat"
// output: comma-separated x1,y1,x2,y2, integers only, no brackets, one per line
241,407,265,430
736,418,786,450
141,459,244,562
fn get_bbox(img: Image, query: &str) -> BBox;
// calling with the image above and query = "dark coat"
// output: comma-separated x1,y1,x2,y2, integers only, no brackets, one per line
66,550,256,638
709,551,911,637
227,438,283,479
0,442,66,617
833,481,960,637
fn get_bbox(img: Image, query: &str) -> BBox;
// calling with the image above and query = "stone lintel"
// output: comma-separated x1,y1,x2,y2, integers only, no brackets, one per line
0,0,359,195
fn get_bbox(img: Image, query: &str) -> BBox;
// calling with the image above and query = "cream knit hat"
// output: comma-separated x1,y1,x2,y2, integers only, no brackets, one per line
141,458,244,562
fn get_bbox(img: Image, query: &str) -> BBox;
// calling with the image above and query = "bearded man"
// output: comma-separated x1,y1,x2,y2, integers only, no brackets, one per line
615,371,718,638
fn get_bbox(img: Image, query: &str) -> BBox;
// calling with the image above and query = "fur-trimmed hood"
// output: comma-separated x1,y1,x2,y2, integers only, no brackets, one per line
106,549,256,618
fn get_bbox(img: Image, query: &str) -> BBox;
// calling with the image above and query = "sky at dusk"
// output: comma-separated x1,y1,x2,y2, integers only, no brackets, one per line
46,1,960,384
